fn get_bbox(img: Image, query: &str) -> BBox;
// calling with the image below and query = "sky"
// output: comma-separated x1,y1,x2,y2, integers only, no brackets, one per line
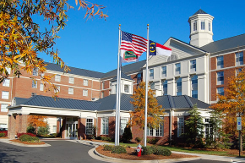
39,0,245,73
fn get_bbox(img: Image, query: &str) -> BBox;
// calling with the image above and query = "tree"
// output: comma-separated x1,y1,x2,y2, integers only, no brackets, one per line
183,105,204,147
121,124,132,143
0,0,107,96
210,68,245,151
28,115,48,134
129,82,164,130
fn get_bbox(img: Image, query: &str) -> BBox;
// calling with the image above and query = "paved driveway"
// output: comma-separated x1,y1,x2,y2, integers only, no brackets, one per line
0,140,106,163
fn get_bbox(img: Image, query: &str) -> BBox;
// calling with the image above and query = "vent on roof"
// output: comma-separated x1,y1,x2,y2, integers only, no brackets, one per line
31,93,36,97
167,54,179,61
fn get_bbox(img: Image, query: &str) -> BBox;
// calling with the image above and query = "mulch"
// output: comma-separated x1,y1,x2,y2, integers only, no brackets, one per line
95,145,199,160
10,139,46,145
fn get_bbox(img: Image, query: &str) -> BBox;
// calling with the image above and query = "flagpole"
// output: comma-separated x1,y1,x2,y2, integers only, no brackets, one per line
144,24,149,147
115,24,121,146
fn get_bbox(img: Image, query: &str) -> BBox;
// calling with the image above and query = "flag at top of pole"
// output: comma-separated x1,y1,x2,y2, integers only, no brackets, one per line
149,40,172,56
120,31,147,63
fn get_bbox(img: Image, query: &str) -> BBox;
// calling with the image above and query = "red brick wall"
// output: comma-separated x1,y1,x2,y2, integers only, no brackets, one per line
224,53,235,68
210,57,216,70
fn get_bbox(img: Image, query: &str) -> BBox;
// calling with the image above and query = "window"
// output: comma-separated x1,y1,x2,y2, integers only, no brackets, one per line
201,21,205,30
190,60,196,72
83,89,88,96
217,56,224,69
83,79,88,86
33,67,38,76
86,119,94,135
191,75,198,99
217,87,224,96
6,67,11,75
204,118,213,139
217,71,224,85
68,88,74,94
163,80,168,95
1,104,8,112
53,125,57,133
120,119,127,135
208,22,211,31
176,78,182,96
178,117,184,137
32,80,37,88
55,75,61,82
147,123,163,137
101,118,108,135
149,69,154,79
236,52,243,66
2,91,9,99
102,82,104,89
54,86,60,93
40,83,44,91
193,20,197,31
124,85,129,93
3,79,10,87
150,82,155,90
175,63,181,75
162,66,167,77
101,91,104,98
137,73,142,84
236,68,243,76
69,77,74,84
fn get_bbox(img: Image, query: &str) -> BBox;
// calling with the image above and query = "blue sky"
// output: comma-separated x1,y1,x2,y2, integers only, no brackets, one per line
39,0,245,73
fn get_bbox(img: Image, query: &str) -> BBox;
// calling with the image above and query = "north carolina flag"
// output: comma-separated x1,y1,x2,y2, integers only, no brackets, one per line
149,40,172,56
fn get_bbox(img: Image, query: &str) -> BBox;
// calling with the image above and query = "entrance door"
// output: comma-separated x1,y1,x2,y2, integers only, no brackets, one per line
65,118,78,139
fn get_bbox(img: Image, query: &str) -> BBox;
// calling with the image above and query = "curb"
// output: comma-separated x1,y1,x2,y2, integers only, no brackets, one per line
0,139,51,147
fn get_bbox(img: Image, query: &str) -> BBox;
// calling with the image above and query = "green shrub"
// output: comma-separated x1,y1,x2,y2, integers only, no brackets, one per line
0,133,6,137
103,145,114,151
142,146,153,155
135,137,142,143
148,138,159,144
19,134,40,142
95,136,101,140
111,146,126,154
154,148,171,156
101,137,112,142
37,126,49,136
26,125,36,134
121,125,132,143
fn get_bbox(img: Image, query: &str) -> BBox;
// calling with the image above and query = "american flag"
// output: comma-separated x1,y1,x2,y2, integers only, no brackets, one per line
120,31,147,56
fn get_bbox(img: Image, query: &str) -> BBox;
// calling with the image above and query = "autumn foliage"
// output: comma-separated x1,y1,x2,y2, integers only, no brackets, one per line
28,115,48,133
210,68,245,136
130,82,165,129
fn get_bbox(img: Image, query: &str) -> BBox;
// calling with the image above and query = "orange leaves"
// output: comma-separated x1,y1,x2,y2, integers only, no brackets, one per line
28,115,48,130
129,82,165,129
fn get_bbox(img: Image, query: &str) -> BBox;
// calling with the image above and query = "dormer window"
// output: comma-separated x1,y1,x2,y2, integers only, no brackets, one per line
124,85,129,93
201,21,205,30
193,20,197,31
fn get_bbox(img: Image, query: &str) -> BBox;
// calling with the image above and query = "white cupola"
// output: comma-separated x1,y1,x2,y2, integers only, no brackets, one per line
188,9,214,47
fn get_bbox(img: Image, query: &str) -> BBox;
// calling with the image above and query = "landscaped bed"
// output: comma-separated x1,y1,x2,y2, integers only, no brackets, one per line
95,145,199,160
10,139,46,145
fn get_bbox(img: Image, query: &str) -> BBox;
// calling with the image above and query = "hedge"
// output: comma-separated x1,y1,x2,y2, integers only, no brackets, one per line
19,134,40,142
17,133,36,138
0,131,7,137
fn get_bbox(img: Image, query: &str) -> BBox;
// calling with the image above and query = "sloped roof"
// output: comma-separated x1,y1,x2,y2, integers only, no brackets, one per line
111,72,133,81
96,94,134,111
14,97,29,105
193,9,208,15
200,33,245,53
45,62,105,78
16,95,101,111
156,95,210,109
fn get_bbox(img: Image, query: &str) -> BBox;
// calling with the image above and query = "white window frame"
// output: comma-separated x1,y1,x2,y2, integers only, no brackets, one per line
1,104,8,112
55,75,61,82
176,78,182,96
32,80,37,88
3,79,10,87
193,20,197,31
40,83,44,91
54,86,60,93
201,21,205,30
53,125,57,133
101,117,109,135
2,91,9,99
33,67,38,76
163,80,168,95
217,56,224,69
68,87,74,94
83,79,88,86
124,85,130,93
149,69,154,80
204,118,213,139
161,66,167,77
175,63,181,75
217,71,224,85
177,117,184,137
120,118,128,135
147,123,164,137
83,89,88,96
190,59,196,72
236,52,243,66
191,75,198,99
6,67,11,75
150,82,155,90
86,118,94,135
69,77,74,84
217,87,224,96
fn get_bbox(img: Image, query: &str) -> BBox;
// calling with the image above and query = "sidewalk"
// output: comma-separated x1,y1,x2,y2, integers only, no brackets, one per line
0,138,51,147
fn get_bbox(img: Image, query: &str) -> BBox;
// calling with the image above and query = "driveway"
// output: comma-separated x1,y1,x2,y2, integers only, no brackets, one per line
0,140,106,163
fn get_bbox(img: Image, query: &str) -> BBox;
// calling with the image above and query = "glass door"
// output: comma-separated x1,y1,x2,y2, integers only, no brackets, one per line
66,118,78,139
